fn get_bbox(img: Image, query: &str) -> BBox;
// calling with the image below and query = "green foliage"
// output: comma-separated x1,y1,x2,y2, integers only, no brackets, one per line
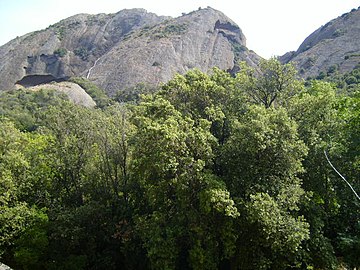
312,64,360,91
0,88,68,131
0,120,50,267
69,77,111,108
327,64,338,74
161,68,243,118
40,102,99,206
338,232,360,269
231,42,248,64
201,188,239,218
341,91,360,173
237,58,303,108
114,82,158,103
1,59,360,269
152,22,188,39
131,96,238,269
334,91,360,269
218,103,309,269
160,68,245,144
288,80,358,269
333,28,345,37
231,43,247,54
346,75,357,85
13,210,49,270
74,47,89,61
53,48,67,57
0,121,51,207
221,105,307,198
54,25,66,40
164,23,188,35
243,192,309,268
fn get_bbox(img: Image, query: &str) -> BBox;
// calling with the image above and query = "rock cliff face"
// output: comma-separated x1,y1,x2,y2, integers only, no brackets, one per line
280,7,360,78
0,7,260,96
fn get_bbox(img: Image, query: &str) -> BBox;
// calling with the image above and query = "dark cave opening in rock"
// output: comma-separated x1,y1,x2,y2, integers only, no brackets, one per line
16,74,68,88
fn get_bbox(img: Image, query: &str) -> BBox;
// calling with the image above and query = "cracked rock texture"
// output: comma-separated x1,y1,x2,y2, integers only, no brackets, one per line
0,7,260,96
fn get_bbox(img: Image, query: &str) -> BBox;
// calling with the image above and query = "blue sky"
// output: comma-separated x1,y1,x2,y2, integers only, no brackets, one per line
0,0,359,58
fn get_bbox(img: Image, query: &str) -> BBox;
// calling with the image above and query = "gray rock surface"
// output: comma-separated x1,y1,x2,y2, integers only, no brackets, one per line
0,262,12,270
27,81,96,107
280,7,360,78
0,7,260,96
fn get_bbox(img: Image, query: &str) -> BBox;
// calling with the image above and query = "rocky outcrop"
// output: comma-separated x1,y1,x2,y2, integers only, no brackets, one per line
0,8,169,93
0,262,12,270
27,81,96,107
280,7,360,78
0,7,260,96
88,7,260,95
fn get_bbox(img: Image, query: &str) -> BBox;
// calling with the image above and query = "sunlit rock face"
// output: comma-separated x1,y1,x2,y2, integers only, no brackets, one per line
280,7,360,78
0,7,260,96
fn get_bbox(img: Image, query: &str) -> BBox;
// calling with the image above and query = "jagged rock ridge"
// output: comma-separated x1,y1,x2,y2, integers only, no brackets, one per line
280,7,360,78
0,7,260,95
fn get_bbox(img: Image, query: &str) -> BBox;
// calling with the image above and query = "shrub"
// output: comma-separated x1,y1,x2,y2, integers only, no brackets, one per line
54,26,66,40
345,75,357,85
74,47,89,61
327,65,338,75
152,23,188,39
316,71,326,80
53,48,67,57
69,77,111,108
333,29,345,38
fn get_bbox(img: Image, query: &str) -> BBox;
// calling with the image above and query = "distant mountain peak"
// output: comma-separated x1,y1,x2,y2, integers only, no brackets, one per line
0,7,260,95
280,7,360,78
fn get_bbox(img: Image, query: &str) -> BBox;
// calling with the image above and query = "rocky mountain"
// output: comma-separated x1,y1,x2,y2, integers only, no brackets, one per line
281,7,360,78
0,7,260,96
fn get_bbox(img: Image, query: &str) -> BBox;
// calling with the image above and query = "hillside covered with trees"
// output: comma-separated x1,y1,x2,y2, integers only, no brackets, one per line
1,59,360,269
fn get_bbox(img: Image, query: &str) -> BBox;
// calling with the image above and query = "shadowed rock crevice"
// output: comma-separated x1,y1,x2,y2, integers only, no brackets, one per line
16,74,68,87
214,20,240,32
26,54,66,77
214,20,243,44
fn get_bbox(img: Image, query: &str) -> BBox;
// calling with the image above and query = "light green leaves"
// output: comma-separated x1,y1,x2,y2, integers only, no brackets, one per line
237,58,303,108
222,105,307,198
201,188,239,218
248,192,309,254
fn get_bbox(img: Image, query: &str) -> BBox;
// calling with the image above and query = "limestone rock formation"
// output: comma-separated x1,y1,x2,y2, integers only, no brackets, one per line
0,8,169,93
0,7,260,96
280,7,360,78
27,81,96,107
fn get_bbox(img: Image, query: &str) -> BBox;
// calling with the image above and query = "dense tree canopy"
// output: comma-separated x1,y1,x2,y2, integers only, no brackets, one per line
0,59,359,269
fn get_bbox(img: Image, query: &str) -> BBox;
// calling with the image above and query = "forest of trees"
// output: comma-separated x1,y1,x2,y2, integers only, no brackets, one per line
0,59,359,269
